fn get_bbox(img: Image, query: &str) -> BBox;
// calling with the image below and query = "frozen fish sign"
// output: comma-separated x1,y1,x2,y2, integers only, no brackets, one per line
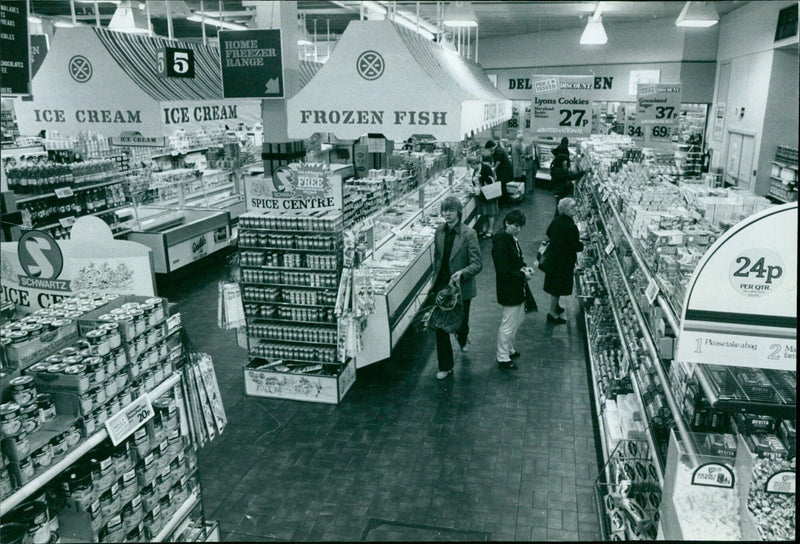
245,163,344,213
0,216,155,313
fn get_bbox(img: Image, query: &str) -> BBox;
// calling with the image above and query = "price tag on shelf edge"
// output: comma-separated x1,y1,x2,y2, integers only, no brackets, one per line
59,216,76,228
55,187,74,199
105,394,155,446
645,278,660,306
604,241,615,255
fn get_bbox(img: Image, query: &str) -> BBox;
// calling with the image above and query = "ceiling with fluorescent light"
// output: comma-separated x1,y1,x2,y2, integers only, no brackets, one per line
29,1,744,40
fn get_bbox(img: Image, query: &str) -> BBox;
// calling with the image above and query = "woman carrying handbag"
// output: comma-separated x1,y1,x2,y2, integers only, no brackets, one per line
430,196,483,380
468,153,501,238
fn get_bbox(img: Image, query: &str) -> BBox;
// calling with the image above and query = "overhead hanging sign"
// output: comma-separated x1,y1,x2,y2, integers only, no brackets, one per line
0,0,31,95
30,34,49,78
0,216,155,313
531,75,594,136
244,163,343,213
219,29,284,99
622,103,644,142
675,203,797,371
637,82,682,142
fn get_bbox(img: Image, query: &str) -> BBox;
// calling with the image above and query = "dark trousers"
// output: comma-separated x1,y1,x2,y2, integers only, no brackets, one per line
435,298,472,371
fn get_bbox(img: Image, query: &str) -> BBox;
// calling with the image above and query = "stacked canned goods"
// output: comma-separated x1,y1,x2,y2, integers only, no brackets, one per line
241,269,338,287
239,210,343,232
246,324,337,345
275,306,335,323
251,342,336,363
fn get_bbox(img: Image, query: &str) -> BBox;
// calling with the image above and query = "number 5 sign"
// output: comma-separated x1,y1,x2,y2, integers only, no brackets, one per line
158,46,195,78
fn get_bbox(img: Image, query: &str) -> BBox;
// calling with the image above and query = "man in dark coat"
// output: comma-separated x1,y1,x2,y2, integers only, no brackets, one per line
485,139,513,203
491,209,533,370
431,196,483,379
551,137,570,158
542,198,584,324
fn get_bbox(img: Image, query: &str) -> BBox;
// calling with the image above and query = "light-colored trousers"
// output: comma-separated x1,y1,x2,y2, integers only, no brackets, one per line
496,303,525,362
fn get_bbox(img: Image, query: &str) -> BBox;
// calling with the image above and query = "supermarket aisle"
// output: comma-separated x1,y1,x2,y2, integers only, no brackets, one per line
158,187,602,542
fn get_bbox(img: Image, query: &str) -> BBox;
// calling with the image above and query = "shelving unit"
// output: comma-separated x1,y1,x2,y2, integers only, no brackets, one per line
239,211,355,404
766,147,798,203
154,490,201,542
0,372,182,515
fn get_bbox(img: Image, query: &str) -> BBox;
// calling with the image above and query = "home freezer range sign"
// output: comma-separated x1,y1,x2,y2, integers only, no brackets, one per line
245,163,343,213
0,217,155,313
675,203,797,372
0,0,30,95
219,29,284,99
637,82,682,141
530,75,594,136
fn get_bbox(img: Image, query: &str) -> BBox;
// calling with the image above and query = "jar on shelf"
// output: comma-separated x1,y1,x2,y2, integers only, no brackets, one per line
119,468,139,502
99,482,122,519
1,402,22,436
20,403,41,434
62,464,95,511
9,375,37,406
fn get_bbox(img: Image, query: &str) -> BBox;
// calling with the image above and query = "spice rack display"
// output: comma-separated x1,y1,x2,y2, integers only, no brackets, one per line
239,210,356,405
576,136,796,541
766,146,798,203
1,293,221,542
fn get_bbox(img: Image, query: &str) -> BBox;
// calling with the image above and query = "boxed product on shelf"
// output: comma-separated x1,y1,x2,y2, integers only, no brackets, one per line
2,320,79,371
243,357,356,404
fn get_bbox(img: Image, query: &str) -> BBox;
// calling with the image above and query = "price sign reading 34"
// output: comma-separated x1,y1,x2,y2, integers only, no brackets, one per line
105,394,155,446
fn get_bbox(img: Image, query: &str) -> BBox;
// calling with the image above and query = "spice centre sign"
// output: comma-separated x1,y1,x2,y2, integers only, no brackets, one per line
245,163,344,213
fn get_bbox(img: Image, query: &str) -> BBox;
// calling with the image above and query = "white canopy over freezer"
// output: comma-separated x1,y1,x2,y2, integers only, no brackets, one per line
287,20,511,142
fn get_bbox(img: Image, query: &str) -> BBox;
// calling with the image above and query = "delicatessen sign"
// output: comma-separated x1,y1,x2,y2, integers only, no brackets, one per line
530,75,594,136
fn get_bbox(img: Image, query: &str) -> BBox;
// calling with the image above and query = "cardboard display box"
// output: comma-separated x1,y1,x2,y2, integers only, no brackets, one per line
244,358,355,404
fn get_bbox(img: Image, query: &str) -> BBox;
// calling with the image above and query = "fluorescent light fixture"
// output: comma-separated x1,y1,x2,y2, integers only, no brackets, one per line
187,14,247,30
54,21,75,28
108,1,151,33
443,1,478,27
297,39,313,46
580,15,607,44
676,2,719,27
28,15,42,23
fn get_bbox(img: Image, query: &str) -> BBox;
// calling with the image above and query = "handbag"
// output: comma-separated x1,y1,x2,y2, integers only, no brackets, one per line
480,181,503,200
535,240,551,272
524,282,538,313
427,281,464,333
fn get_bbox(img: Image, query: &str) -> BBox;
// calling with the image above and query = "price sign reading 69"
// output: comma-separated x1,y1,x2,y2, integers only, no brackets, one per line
637,82,682,143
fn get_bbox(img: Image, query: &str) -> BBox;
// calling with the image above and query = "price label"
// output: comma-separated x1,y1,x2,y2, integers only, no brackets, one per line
601,191,610,202
691,462,735,489
105,394,155,446
55,187,74,199
645,279,660,305
362,217,374,231
650,125,672,141
605,241,615,255
765,471,795,495
59,216,76,228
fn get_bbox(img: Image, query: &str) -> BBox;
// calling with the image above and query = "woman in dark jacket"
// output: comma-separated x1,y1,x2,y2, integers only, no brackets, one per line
543,198,583,324
491,209,533,369
551,137,570,158
550,154,584,214
467,154,499,237
485,140,513,202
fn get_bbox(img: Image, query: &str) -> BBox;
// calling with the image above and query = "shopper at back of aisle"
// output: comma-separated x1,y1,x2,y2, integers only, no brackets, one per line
551,137,570,158
431,196,483,380
491,209,533,370
511,133,527,183
467,155,499,238
550,154,584,215
484,139,513,203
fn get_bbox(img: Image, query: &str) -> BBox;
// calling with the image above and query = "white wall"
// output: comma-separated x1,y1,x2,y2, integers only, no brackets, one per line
705,0,798,194
479,18,692,69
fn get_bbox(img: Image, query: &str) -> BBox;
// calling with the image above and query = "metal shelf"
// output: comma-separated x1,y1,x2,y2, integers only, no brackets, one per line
0,372,182,515
239,246,339,254
246,335,337,347
244,316,337,327
15,176,126,204
240,282,337,290
240,264,338,273
242,300,335,309
153,490,200,542
239,227,340,236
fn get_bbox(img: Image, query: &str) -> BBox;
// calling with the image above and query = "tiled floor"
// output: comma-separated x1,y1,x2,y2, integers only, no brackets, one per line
157,187,603,542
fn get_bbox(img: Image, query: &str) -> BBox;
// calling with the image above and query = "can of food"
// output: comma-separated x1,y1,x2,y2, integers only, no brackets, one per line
143,503,161,537
134,427,150,458
113,349,127,370
155,474,171,497
94,386,107,406
78,391,94,414
50,434,67,456
85,329,110,356
137,453,156,488
128,494,144,526
5,500,50,544
99,481,122,518
95,406,108,425
87,499,103,532
153,398,177,431
105,377,118,399
100,323,122,349
125,521,145,544
167,429,181,456
145,298,165,322
65,423,82,448
111,441,134,475
108,396,121,417
140,482,156,512
0,467,14,498
64,364,91,393
21,323,43,340
129,310,146,336
158,342,168,359
102,512,125,542
120,468,138,502
0,402,22,436
134,336,147,357
146,329,158,348
19,403,40,434
9,375,36,406
31,443,54,470
114,315,135,342
8,430,30,458
118,389,133,408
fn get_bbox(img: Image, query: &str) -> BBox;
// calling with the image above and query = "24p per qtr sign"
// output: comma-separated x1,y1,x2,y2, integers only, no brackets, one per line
219,29,284,99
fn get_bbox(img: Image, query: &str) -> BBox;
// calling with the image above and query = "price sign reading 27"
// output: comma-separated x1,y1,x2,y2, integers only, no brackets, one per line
559,109,588,127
